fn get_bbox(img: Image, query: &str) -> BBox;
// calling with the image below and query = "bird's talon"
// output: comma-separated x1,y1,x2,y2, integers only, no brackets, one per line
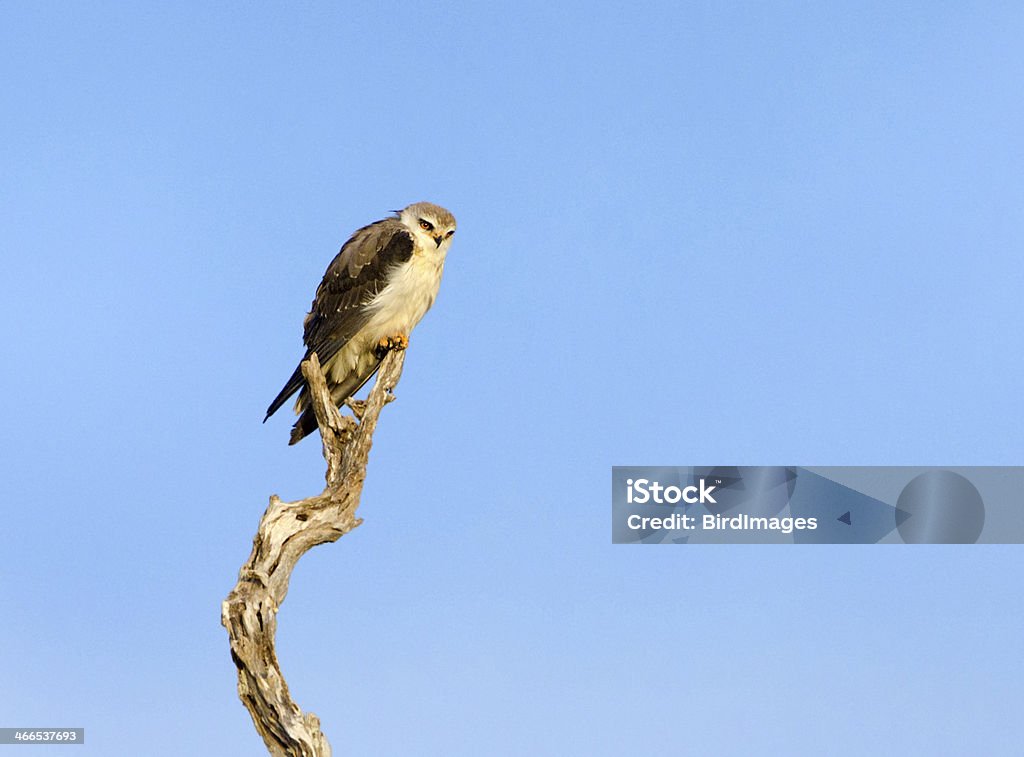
375,333,409,358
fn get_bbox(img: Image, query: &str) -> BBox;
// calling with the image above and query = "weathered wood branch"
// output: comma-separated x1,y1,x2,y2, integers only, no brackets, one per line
222,349,406,756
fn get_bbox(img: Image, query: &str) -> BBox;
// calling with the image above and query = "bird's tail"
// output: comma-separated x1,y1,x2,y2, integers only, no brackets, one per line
265,363,305,422
289,404,318,445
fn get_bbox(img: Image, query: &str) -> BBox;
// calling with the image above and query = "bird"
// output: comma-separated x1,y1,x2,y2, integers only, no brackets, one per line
265,202,456,444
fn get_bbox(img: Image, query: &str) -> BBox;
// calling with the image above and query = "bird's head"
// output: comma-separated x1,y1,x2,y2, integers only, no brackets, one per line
398,202,457,252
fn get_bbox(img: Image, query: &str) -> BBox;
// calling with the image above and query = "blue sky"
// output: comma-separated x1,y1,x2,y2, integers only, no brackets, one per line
1,2,1022,754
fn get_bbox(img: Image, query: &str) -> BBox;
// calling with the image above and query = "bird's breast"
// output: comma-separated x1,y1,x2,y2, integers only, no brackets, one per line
363,249,446,339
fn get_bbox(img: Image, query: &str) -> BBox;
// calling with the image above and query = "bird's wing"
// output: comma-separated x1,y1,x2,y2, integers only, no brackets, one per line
264,219,414,421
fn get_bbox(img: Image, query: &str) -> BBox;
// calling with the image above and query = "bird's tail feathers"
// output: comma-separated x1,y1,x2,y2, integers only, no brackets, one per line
289,407,318,445
264,363,305,422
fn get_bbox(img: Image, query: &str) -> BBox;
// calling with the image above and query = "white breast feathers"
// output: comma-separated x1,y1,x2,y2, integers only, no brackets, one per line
363,244,447,341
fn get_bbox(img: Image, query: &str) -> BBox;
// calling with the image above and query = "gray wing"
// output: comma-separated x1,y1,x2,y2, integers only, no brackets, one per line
264,218,414,421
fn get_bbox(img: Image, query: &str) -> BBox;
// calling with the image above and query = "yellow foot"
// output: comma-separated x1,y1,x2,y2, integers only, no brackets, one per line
375,333,409,358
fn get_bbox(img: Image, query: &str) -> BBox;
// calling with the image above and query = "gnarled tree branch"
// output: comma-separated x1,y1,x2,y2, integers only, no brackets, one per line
222,349,406,756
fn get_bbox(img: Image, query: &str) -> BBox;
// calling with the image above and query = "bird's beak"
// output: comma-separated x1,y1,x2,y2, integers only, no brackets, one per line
433,235,443,248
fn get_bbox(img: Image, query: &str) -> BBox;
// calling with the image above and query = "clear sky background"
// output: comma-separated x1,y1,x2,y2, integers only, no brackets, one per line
2,2,1022,755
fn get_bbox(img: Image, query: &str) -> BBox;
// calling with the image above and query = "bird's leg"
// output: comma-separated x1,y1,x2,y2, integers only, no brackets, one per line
375,333,409,359
344,398,367,420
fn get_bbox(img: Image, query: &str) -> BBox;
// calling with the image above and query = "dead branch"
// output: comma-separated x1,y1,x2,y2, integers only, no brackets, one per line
221,349,406,756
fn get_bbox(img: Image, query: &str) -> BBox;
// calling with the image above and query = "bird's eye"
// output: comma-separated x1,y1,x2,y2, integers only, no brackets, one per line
445,230,455,238
419,219,434,232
